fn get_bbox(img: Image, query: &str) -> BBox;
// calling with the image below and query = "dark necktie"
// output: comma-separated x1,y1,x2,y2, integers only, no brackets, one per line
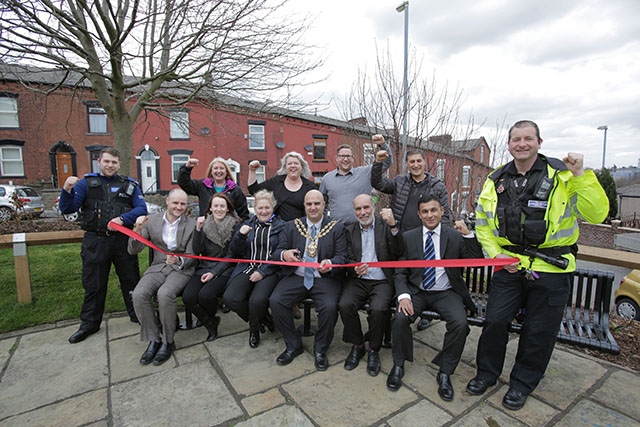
303,225,317,290
422,231,436,290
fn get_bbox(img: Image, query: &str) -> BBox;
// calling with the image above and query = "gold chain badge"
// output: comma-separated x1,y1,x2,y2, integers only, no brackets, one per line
294,218,337,258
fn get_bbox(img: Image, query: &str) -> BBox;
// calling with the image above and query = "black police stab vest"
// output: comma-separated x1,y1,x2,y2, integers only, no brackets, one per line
492,156,560,246
80,175,136,232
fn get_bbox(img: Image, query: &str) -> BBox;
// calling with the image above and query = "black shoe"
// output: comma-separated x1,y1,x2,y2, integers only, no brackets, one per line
152,342,175,366
386,365,404,391
437,370,454,402
249,330,260,348
203,316,220,342
343,345,366,370
381,337,392,349
366,350,381,377
276,346,304,365
416,318,431,331
502,388,527,410
466,377,496,395
261,313,275,333
139,341,162,365
68,327,99,344
315,352,329,371
129,313,139,323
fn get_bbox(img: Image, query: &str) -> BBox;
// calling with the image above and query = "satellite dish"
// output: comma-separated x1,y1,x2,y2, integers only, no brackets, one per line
304,145,313,151
200,127,210,135
276,141,286,149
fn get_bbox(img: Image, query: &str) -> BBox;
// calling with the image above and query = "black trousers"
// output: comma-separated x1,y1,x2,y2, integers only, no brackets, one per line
80,232,140,329
182,272,230,322
392,289,469,375
475,269,570,395
269,275,342,354
338,278,393,351
223,272,279,331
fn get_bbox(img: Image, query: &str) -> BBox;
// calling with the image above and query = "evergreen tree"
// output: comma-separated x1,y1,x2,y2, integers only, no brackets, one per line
596,168,618,221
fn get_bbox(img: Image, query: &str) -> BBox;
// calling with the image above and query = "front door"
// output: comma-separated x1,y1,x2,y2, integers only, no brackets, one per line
56,152,73,188
140,150,157,193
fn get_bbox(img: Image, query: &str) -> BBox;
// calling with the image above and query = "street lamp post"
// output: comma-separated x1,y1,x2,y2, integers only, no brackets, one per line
598,125,608,170
396,1,409,173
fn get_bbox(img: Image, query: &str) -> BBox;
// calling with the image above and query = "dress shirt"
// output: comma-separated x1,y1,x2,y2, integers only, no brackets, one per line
359,219,386,281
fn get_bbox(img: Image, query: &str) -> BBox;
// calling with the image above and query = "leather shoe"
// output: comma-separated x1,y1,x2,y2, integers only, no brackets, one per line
315,352,329,371
502,388,527,410
366,350,381,377
436,371,454,402
417,318,431,331
249,330,260,348
139,341,162,365
386,365,404,391
68,327,99,344
343,345,366,370
276,346,303,365
466,377,496,395
152,342,175,366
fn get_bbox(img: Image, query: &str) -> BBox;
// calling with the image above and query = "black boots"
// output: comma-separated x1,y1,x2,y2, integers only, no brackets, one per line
201,315,220,342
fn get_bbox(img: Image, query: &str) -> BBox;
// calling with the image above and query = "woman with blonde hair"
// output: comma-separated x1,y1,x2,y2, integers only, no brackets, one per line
178,156,250,220
223,190,286,348
247,151,316,221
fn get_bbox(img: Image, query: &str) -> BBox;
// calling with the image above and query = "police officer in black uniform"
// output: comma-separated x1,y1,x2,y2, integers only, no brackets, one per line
59,147,148,344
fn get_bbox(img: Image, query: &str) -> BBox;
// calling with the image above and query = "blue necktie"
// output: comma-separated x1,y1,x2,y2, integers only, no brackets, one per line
303,225,317,290
422,231,436,290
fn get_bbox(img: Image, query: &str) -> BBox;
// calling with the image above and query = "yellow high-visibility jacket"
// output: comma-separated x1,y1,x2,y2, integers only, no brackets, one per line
475,158,608,272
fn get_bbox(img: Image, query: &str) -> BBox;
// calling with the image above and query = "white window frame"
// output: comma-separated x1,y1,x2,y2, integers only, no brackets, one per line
480,145,485,164
0,146,24,176
0,96,19,128
462,166,470,187
437,159,446,181
170,111,190,139
363,143,375,166
313,139,327,160
88,105,108,134
249,124,265,150
255,165,266,183
172,154,190,182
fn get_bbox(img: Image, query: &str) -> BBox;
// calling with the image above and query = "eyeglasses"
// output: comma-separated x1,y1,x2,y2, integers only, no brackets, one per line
337,155,353,159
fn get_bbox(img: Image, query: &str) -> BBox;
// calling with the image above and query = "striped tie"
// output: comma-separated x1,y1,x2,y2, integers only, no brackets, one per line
422,231,436,290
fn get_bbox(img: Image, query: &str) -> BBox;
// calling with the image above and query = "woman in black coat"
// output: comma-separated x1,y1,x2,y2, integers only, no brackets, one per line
222,190,286,348
182,193,240,342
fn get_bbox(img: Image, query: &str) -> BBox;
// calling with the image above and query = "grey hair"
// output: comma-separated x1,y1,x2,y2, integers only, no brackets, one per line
276,151,312,178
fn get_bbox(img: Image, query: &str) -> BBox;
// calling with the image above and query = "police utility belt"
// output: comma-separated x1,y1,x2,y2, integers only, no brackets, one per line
503,245,572,270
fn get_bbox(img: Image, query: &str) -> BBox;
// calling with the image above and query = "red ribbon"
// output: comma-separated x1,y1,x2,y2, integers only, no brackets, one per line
110,221,517,269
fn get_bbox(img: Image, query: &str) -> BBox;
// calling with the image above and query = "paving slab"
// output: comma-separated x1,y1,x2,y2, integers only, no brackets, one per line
0,325,108,417
234,404,314,427
554,399,639,427
106,316,138,340
591,369,640,420
241,388,287,417
387,400,453,426
451,402,528,427
0,388,108,427
486,385,560,427
109,335,175,384
110,360,242,427
283,365,418,426
0,336,16,369
532,348,607,409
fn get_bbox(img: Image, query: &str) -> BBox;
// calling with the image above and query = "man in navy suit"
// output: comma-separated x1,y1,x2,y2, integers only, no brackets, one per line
386,194,483,402
270,189,347,371
339,194,403,376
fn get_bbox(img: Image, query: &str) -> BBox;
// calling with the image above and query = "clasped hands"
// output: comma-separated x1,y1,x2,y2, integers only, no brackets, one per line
282,249,332,273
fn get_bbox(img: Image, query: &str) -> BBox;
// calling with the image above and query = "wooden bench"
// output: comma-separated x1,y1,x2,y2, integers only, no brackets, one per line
300,266,620,355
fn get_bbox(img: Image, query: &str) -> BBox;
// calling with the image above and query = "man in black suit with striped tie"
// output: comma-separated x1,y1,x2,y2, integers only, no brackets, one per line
386,194,483,402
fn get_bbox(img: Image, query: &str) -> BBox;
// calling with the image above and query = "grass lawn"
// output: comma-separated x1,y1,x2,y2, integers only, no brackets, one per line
0,243,149,333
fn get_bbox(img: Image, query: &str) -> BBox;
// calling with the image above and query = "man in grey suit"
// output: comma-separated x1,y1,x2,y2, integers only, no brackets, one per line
270,189,347,371
128,188,197,366
386,194,483,402
339,194,402,376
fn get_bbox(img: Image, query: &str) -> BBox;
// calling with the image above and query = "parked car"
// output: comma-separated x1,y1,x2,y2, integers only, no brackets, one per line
53,197,163,222
0,184,45,221
615,269,640,320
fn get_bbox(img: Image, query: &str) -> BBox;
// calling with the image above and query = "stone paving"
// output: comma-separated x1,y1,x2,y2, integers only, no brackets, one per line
0,311,638,427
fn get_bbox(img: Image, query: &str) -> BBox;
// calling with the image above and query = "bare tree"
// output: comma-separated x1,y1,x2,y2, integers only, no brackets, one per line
0,0,320,173
337,43,479,173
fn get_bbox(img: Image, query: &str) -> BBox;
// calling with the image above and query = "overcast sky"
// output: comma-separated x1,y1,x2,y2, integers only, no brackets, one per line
288,0,640,170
